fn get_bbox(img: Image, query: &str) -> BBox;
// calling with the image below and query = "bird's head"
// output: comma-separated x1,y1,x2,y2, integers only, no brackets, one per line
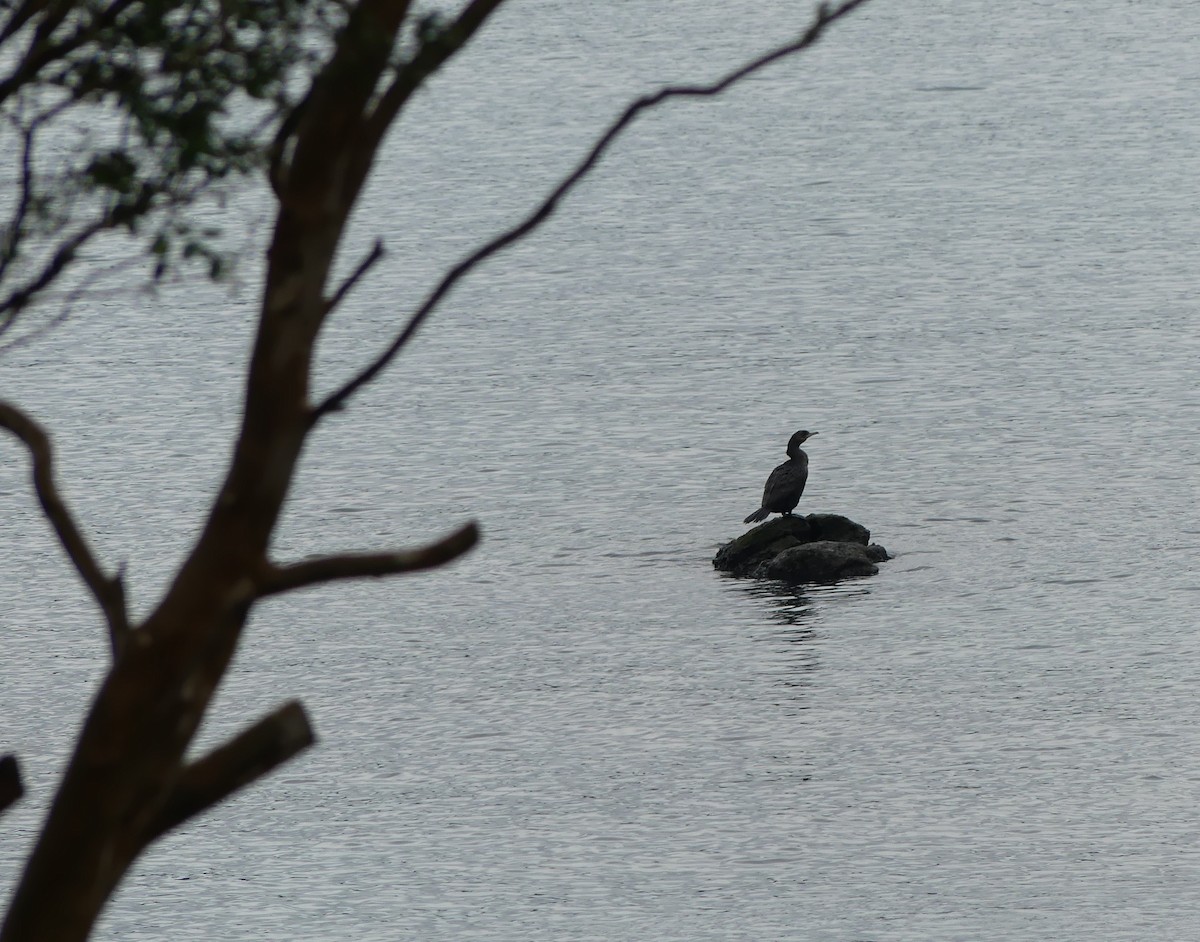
787,429,816,455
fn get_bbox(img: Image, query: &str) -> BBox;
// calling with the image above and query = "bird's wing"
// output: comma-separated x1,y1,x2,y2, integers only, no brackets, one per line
762,461,807,506
761,462,790,504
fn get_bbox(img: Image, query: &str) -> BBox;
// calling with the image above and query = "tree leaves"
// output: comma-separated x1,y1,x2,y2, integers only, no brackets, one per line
0,0,337,330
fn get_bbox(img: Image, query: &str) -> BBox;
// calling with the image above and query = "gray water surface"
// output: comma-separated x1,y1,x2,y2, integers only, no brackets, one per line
2,1,1200,939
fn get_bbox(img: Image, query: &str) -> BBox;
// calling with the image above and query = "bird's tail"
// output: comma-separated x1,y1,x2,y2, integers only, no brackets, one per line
743,507,770,524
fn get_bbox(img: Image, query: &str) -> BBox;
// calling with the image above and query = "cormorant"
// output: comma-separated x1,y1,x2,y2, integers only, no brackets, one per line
743,430,817,524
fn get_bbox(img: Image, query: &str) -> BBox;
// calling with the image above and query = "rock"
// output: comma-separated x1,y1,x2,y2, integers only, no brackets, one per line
759,540,879,582
712,515,814,577
713,513,888,585
805,513,870,545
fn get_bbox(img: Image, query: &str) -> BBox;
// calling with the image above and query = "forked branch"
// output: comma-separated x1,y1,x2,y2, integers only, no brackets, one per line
312,0,872,421
0,206,137,329
145,701,315,845
361,0,508,148
256,521,479,598
0,400,129,654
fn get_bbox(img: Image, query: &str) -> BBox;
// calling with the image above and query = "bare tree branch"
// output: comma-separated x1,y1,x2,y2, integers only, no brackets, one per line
0,400,129,655
256,521,479,598
0,255,144,357
324,239,384,314
0,754,21,817
312,0,872,421
0,213,122,332
144,701,315,845
0,114,37,288
0,171,211,337
0,96,90,336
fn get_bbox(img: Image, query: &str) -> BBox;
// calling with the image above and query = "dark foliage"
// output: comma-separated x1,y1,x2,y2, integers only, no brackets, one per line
0,0,339,333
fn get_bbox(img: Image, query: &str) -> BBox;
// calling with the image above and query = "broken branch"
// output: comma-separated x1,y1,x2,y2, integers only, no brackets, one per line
0,754,22,817
145,701,315,845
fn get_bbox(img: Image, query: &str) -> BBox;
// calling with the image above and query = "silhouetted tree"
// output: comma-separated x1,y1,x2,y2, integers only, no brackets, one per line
0,1,870,937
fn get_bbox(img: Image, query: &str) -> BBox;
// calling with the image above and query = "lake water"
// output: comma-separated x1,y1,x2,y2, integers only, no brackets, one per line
2,1,1200,939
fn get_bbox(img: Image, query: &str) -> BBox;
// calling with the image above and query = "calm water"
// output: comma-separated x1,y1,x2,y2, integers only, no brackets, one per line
3,1,1200,939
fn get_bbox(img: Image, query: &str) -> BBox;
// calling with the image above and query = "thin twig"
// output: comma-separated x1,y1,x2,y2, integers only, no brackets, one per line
324,239,384,314
0,113,37,287
0,213,120,333
0,400,130,655
312,0,871,421
0,173,209,342
256,521,479,597
0,254,144,356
